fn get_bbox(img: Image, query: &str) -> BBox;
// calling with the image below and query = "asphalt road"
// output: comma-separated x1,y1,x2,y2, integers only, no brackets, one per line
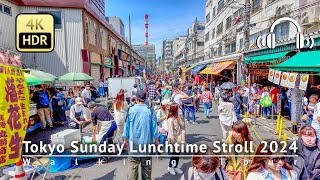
22,99,291,180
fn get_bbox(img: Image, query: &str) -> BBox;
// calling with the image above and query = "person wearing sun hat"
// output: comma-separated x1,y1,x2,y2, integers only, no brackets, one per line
69,97,91,131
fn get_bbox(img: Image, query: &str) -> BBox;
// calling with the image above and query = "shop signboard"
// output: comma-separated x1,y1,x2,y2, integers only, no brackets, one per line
299,74,309,91
280,72,289,87
0,65,29,166
273,71,281,85
268,69,275,82
288,73,298,88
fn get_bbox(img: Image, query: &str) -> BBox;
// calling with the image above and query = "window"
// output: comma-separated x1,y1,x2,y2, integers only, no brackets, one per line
217,22,223,36
212,6,216,17
85,17,89,43
212,28,215,39
274,21,290,41
205,32,210,42
206,13,211,24
99,28,103,48
198,26,205,31
197,42,204,46
217,0,224,14
0,4,12,16
252,0,262,14
218,46,222,56
226,16,232,30
94,22,98,46
39,11,62,29
231,42,236,53
106,31,109,51
239,38,243,50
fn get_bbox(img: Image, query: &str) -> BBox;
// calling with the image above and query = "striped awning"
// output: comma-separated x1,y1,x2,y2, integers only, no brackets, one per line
200,60,235,74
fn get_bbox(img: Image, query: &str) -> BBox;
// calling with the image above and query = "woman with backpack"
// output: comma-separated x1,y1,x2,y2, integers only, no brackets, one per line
180,148,227,180
113,90,128,144
51,88,67,126
167,103,185,176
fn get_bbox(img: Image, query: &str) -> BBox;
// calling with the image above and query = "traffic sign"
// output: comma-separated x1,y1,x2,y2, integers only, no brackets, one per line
16,14,54,52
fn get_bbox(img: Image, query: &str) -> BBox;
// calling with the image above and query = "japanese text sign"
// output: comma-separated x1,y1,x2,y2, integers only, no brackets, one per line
0,65,29,166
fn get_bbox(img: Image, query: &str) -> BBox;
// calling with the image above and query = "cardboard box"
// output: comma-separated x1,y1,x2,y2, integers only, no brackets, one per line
51,129,81,149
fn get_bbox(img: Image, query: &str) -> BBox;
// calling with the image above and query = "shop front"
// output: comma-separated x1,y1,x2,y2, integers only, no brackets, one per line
103,56,113,78
89,51,102,82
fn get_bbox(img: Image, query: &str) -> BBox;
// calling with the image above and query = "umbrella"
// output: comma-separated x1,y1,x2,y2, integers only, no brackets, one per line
220,82,237,89
58,72,94,81
24,73,44,86
28,70,57,82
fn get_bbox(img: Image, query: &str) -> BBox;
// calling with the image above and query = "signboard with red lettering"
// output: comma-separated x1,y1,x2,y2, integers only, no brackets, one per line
0,65,29,166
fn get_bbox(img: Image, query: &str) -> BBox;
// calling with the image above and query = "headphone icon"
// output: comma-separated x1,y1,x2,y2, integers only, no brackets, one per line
256,17,314,49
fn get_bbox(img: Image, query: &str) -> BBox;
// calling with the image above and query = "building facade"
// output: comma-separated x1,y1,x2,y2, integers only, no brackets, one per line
162,39,174,67
132,44,155,67
186,18,205,65
106,16,125,38
173,36,187,67
2,0,145,84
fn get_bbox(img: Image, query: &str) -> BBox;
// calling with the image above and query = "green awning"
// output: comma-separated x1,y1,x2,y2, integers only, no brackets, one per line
104,64,114,68
271,50,320,72
245,51,289,64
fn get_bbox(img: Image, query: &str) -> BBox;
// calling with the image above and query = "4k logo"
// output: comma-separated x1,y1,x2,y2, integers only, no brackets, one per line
16,14,55,52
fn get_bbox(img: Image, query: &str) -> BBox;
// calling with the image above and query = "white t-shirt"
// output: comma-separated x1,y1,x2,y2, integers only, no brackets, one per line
172,93,183,116
218,102,235,126
312,103,320,139
243,87,249,97
81,89,91,99
70,105,89,120
261,92,270,98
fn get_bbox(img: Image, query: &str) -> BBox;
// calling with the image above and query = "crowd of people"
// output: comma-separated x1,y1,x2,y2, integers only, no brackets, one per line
28,74,320,180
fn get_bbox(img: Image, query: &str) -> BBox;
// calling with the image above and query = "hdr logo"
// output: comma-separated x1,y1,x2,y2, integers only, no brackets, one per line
16,14,55,52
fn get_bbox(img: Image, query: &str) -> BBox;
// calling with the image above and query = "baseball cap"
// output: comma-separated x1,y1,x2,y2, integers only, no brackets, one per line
136,90,146,102
75,97,82,105
87,101,96,108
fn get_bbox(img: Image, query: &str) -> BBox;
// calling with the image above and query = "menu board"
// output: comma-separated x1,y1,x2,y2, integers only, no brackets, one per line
287,73,298,88
280,72,289,87
268,69,275,82
273,71,282,85
299,74,309,91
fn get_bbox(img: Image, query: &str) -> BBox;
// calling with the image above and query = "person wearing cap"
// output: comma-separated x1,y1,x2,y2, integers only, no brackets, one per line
123,90,158,180
69,97,91,131
232,88,246,120
81,85,91,107
87,101,115,141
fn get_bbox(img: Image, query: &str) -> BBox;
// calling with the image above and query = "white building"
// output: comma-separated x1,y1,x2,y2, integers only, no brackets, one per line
173,36,187,67
162,39,174,67
132,44,156,65
106,16,125,38
186,18,205,65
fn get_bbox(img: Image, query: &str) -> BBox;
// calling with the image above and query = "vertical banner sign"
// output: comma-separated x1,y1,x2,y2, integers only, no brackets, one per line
280,72,289,87
299,74,309,91
268,69,275,82
277,94,281,114
287,73,298,89
291,75,303,124
273,71,282,85
0,65,29,166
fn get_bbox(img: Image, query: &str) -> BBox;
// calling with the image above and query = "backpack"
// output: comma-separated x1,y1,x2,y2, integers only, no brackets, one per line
38,90,49,107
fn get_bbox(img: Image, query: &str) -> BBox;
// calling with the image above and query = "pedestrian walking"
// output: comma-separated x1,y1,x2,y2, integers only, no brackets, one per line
167,103,185,175
247,140,297,180
81,85,91,107
261,87,272,119
225,121,254,180
113,90,128,144
51,88,67,126
157,99,170,156
171,84,189,120
218,93,236,140
123,90,158,180
183,84,197,124
98,79,105,97
104,78,109,97
180,148,227,180
232,88,246,120
31,85,53,129
201,87,213,119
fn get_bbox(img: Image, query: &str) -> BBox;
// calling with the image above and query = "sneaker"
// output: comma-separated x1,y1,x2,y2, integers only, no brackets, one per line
41,126,46,130
261,117,266,120
174,168,183,174
186,121,190,124
192,122,196,125
168,167,176,175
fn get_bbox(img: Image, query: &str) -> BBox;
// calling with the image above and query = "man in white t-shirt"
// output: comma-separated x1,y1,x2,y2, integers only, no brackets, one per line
171,84,189,118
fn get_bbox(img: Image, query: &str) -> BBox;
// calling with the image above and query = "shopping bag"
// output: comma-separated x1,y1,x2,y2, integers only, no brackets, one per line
260,96,272,107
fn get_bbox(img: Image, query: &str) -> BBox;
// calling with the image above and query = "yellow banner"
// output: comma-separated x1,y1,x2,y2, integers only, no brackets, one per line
0,65,29,166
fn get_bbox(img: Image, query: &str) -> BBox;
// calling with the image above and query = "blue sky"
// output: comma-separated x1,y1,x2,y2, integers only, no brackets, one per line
106,0,205,58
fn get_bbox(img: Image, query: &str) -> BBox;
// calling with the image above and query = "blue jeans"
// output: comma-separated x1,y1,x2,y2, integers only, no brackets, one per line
203,102,210,116
262,107,271,118
235,107,241,120
185,105,196,122
159,134,167,145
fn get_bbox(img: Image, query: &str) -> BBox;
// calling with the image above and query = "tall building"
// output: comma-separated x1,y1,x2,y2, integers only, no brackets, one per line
106,16,125,38
132,44,156,66
186,18,205,65
162,39,174,67
173,36,187,67
89,0,105,16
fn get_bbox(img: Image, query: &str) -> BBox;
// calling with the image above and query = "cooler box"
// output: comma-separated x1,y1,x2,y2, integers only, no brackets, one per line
51,129,81,149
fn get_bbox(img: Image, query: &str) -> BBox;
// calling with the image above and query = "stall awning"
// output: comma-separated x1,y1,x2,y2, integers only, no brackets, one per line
183,65,196,73
104,64,114,68
192,64,207,74
200,61,235,74
271,50,320,72
245,51,289,64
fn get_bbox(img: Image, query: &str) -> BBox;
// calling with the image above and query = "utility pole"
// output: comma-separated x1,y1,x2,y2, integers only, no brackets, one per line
129,15,133,75
243,0,251,49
